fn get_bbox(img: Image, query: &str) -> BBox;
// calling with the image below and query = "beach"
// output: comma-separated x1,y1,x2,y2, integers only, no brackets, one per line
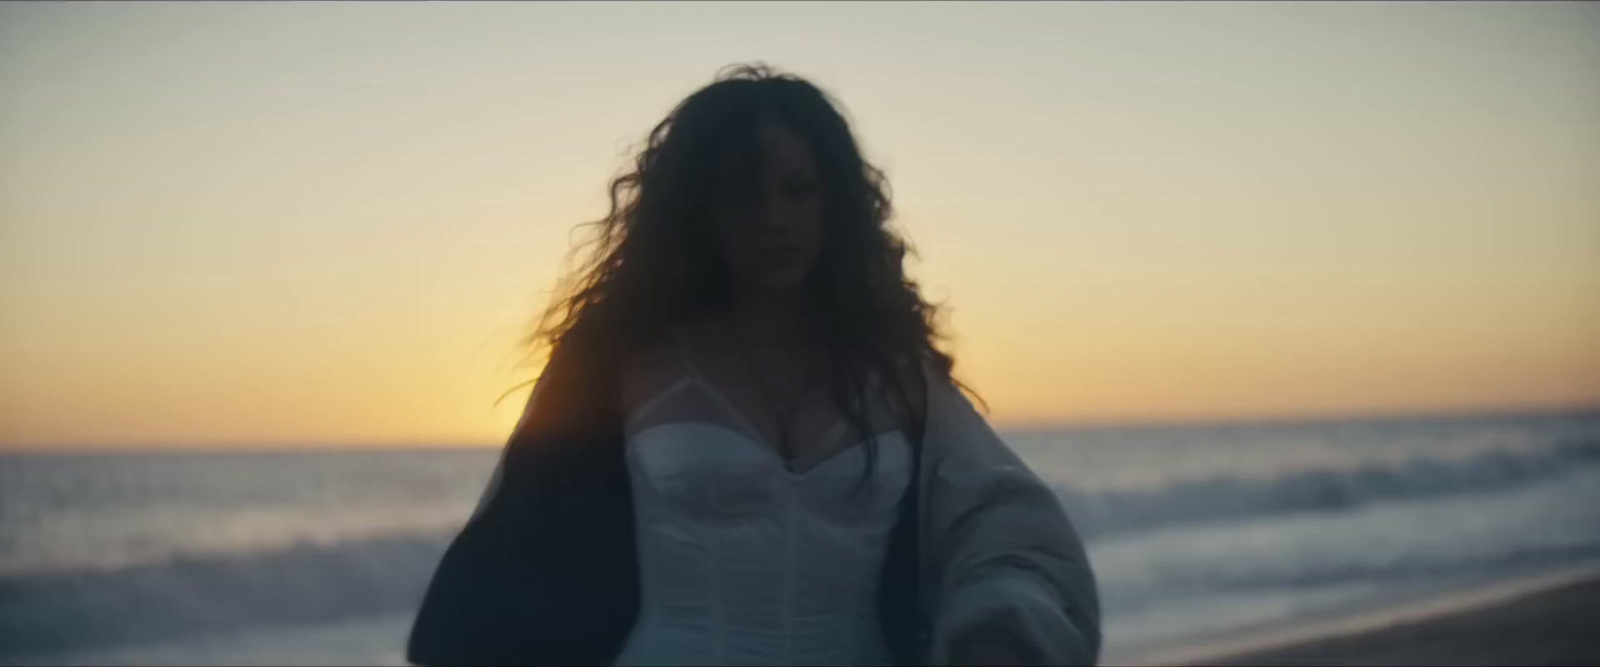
1203,574,1600,666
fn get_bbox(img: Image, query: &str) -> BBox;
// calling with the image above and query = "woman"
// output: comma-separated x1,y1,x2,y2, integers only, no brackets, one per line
407,63,1099,666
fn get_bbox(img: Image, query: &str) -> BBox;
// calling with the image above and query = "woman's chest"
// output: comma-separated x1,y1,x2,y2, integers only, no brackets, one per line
623,423,912,527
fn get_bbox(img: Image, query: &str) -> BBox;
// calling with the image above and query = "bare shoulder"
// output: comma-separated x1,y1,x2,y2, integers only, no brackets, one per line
617,332,682,413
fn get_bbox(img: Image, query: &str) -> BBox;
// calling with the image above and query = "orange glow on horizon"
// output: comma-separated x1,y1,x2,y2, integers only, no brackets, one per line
2,2,1597,450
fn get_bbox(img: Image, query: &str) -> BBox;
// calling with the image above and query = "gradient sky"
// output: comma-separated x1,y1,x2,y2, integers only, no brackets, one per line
2,2,1597,450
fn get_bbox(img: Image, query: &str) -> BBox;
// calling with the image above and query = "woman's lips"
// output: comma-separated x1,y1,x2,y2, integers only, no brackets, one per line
760,246,801,262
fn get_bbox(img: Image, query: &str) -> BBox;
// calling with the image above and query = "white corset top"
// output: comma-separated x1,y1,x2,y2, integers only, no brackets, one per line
614,423,910,666
611,333,913,665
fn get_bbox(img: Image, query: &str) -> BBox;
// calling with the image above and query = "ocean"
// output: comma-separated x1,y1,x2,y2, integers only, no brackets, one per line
3,412,1598,665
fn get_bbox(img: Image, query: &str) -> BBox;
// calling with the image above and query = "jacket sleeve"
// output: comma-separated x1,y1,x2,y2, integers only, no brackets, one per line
407,358,638,667
468,375,547,521
920,376,1101,666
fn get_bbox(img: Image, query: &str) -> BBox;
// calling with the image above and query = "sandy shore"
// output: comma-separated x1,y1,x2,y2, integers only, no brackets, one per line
1205,575,1600,666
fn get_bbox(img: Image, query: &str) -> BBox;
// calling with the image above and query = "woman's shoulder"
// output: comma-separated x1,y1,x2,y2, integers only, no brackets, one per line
617,326,690,412
866,352,939,429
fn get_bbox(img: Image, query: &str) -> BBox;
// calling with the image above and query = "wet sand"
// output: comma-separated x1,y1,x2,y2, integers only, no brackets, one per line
1210,575,1600,666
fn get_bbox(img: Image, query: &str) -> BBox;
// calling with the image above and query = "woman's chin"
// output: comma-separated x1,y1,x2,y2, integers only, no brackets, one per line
747,270,812,293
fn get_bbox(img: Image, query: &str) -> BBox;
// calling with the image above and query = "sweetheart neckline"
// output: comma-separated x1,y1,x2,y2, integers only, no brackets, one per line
628,421,908,481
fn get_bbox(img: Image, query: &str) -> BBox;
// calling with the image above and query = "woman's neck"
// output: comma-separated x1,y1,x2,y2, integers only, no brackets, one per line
721,285,815,350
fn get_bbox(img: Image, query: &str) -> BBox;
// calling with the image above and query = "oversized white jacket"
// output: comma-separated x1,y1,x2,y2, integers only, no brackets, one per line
916,370,1100,664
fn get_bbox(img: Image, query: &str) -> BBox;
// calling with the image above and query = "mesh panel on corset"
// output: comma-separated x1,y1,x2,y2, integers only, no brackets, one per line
623,329,904,473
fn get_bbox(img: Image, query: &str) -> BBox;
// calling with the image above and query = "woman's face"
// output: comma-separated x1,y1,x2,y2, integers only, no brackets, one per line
709,118,825,294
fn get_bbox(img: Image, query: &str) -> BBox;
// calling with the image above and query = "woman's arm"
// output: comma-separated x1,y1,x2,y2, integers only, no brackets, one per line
919,373,1101,666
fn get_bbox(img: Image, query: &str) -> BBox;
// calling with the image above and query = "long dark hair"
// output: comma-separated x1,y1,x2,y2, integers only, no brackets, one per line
502,63,983,486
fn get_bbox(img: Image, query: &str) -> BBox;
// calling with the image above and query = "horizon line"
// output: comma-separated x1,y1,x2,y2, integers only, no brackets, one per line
4,403,1597,455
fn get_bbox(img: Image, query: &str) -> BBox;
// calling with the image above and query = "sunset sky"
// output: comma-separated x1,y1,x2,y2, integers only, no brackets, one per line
2,2,1597,450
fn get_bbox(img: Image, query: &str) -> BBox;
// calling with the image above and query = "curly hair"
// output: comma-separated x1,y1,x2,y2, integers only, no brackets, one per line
501,63,982,487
